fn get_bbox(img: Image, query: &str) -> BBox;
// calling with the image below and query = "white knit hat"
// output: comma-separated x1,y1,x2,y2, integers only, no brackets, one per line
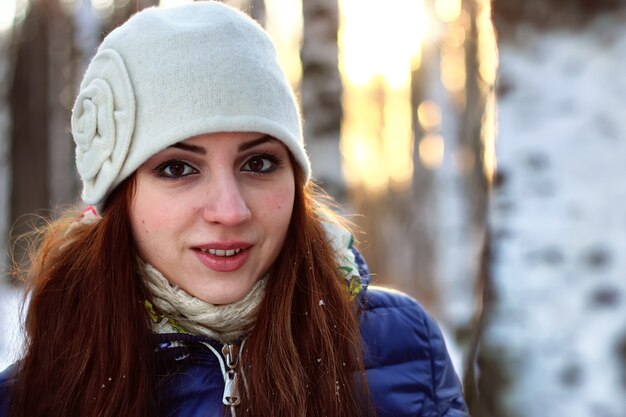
71,1,310,209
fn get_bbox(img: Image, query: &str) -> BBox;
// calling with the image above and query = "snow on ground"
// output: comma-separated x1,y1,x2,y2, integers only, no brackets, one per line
0,283,24,372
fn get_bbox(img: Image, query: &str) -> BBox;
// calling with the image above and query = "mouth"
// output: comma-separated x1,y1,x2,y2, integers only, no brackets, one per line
192,243,252,272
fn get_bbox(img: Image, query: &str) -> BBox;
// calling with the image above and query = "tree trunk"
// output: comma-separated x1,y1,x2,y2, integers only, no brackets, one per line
301,0,344,200
406,0,493,370
0,24,17,284
248,0,266,27
409,37,440,312
9,0,51,271
49,0,78,211
471,1,626,416
450,0,495,361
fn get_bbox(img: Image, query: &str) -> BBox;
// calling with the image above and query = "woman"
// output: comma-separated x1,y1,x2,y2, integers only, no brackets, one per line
0,2,468,417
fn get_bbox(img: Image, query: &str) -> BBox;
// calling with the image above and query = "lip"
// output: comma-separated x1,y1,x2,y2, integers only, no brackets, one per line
192,242,253,272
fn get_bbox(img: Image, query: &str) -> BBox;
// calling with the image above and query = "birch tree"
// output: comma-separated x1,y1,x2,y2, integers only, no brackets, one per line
468,1,626,416
301,0,344,199
408,0,494,363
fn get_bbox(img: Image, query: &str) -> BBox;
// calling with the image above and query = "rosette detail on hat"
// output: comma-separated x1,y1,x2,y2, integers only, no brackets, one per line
72,49,135,205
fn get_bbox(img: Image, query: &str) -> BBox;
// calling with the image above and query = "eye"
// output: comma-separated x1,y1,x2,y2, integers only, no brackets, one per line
154,160,198,179
241,154,281,174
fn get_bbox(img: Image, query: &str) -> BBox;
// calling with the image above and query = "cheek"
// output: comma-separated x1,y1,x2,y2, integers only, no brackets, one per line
130,189,153,233
269,184,295,222
251,183,294,236
274,192,295,247
129,197,155,259
271,195,293,213
129,188,174,248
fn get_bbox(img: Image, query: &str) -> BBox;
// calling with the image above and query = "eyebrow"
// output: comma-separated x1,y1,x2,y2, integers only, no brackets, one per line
168,135,274,155
238,135,274,151
169,142,206,154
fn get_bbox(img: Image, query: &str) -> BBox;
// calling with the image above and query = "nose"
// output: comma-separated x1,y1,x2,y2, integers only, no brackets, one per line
201,174,252,226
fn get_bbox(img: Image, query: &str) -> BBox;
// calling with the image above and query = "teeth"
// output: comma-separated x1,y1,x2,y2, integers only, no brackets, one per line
201,248,242,257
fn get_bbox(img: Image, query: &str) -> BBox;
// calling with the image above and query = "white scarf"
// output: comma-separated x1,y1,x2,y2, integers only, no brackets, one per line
141,262,266,343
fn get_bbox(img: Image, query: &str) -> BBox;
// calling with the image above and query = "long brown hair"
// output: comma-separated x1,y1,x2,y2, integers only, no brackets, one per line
10,177,155,417
10,166,369,417
242,168,370,417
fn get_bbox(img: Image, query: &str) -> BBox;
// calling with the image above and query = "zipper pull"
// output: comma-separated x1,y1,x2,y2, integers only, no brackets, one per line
223,369,241,406
222,344,241,407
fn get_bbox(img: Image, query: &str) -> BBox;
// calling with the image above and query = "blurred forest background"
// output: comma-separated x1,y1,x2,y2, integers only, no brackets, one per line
1,0,625,416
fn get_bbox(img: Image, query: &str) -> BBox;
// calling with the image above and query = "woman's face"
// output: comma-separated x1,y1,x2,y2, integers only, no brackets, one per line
130,132,295,304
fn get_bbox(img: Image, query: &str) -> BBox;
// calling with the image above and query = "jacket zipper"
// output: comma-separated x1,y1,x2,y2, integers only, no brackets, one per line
200,341,243,417
221,343,241,408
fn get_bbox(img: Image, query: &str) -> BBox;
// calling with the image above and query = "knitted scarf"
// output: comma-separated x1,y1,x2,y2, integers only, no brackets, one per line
141,262,266,344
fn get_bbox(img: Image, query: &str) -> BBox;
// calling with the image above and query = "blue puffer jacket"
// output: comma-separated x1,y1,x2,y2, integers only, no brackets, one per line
0,254,468,417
